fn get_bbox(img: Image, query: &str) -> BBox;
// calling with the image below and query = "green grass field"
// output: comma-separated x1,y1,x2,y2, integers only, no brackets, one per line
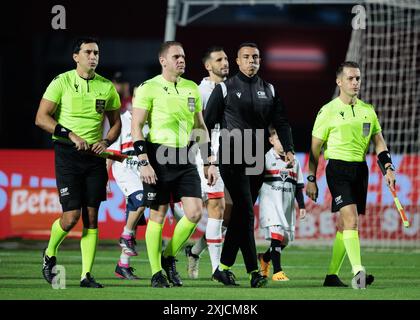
0,239,419,300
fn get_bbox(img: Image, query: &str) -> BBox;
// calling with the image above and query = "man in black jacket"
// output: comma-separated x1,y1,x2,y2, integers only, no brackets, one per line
204,42,295,287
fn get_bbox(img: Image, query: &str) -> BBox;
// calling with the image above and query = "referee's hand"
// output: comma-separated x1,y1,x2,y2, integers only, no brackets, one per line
140,165,158,185
69,132,89,151
306,181,318,202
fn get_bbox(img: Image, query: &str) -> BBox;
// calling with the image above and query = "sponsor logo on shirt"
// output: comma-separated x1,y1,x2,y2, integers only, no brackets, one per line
271,185,292,192
257,91,267,99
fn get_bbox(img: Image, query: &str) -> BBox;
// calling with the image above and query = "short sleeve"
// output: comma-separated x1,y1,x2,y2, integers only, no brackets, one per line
194,86,202,113
371,107,382,135
106,85,121,111
296,159,304,186
42,76,63,104
312,106,329,141
133,82,153,111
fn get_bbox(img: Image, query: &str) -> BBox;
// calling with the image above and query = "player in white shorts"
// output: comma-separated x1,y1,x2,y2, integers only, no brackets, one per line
107,99,149,280
258,127,306,281
185,46,233,279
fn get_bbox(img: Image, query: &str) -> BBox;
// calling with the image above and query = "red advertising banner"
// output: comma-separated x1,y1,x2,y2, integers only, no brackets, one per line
1,150,419,243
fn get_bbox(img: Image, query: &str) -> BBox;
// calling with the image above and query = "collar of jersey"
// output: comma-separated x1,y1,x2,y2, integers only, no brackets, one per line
237,71,258,83
159,74,183,86
336,96,360,107
271,148,286,161
74,69,96,81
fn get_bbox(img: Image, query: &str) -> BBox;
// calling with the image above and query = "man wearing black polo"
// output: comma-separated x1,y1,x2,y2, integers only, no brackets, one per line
204,42,295,288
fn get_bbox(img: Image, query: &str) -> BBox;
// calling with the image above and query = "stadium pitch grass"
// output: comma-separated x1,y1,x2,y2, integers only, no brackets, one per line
0,239,419,300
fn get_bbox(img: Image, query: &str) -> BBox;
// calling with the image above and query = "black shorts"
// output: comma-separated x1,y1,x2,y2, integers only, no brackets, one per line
54,142,108,212
143,142,202,207
326,159,368,215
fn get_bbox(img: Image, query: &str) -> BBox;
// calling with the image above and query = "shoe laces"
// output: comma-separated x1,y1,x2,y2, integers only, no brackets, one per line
126,237,135,248
169,258,179,273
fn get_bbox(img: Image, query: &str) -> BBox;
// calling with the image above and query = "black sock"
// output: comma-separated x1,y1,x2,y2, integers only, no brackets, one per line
262,247,271,262
270,239,283,273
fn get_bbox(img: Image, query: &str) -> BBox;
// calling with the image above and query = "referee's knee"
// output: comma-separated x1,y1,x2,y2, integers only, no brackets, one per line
185,210,202,224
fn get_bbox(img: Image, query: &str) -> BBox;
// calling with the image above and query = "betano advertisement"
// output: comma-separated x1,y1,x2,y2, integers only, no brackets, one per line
0,150,419,242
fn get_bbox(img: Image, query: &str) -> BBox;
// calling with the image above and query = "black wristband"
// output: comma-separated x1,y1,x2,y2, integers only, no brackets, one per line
133,140,147,156
54,124,72,139
377,150,393,175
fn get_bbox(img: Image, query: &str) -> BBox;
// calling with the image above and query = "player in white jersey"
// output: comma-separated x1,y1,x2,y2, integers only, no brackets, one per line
107,95,149,280
258,127,306,281
185,47,232,279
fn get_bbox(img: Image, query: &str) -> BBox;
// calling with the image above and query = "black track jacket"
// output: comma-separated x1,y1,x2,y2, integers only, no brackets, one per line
204,71,294,157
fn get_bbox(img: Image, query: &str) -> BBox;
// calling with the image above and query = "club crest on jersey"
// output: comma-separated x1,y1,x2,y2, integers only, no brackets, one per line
363,122,371,136
95,99,106,114
280,171,288,181
236,92,242,99
188,97,195,112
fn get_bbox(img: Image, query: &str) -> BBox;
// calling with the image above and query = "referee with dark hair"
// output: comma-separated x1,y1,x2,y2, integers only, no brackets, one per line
204,42,295,288
35,37,121,288
306,61,396,289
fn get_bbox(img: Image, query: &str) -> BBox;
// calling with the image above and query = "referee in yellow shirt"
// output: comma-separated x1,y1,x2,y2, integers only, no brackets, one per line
306,61,396,289
131,41,217,288
35,37,121,288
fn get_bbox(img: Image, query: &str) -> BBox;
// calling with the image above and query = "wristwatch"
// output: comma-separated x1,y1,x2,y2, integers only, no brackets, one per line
139,159,150,166
307,175,316,183
385,164,396,172
101,139,111,147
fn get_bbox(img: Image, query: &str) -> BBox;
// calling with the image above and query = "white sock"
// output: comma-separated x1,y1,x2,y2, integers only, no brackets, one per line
192,235,207,256
122,226,134,237
206,218,223,272
119,251,130,266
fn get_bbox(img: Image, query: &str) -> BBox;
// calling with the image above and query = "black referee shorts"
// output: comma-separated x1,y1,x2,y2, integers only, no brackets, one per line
326,159,368,215
54,142,108,212
142,142,202,207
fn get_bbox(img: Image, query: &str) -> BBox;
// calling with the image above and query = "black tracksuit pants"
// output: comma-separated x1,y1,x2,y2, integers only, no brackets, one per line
219,163,264,273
